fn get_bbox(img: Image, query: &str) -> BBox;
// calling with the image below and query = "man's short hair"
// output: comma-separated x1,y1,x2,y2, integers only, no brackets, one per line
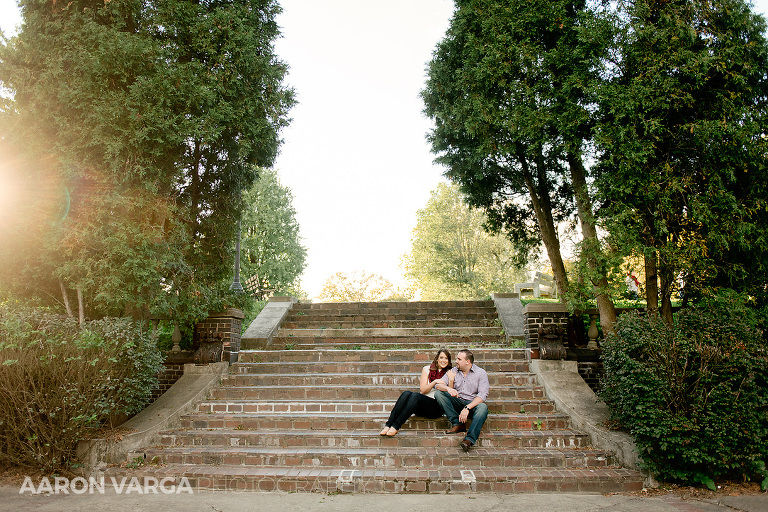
458,349,474,364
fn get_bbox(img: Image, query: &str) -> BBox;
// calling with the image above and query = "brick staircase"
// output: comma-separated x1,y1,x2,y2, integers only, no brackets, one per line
109,300,644,493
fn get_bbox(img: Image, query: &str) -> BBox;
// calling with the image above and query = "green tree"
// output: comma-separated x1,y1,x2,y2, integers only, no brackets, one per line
595,0,768,322
240,168,307,300
0,0,294,323
403,183,527,300
422,0,619,330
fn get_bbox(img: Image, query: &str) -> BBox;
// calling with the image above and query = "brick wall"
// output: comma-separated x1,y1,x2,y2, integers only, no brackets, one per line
577,361,604,393
148,350,194,402
150,363,184,401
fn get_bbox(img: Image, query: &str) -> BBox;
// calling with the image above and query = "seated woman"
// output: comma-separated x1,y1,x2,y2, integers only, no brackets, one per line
379,348,453,437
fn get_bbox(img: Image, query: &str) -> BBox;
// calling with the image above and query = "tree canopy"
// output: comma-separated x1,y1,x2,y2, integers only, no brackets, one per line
424,0,768,318
595,0,768,320
0,0,294,323
422,0,618,330
403,182,527,300
240,168,306,300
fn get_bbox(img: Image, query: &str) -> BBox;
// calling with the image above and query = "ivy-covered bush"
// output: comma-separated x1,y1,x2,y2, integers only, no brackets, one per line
600,292,768,489
0,304,164,471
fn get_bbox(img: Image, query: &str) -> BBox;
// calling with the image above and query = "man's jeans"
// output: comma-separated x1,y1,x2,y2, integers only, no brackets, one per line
435,390,488,444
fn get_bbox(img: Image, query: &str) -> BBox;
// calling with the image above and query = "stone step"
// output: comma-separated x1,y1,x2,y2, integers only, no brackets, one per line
285,311,498,321
237,348,528,363
277,327,503,338
209,384,546,401
247,339,517,350
219,372,538,388
280,319,498,331
179,412,571,431
268,335,505,347
104,465,644,493
281,318,499,329
197,398,556,415
158,428,590,450
143,445,615,469
284,310,499,320
229,361,530,374
292,300,495,311
273,334,504,343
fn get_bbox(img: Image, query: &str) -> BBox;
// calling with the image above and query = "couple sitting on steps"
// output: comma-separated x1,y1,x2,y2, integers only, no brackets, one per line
378,348,489,452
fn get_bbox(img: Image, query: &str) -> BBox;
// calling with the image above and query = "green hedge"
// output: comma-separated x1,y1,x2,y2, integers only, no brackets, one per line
599,292,768,489
0,304,164,471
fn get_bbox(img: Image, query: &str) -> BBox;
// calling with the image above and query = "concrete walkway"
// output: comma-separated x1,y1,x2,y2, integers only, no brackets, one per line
1,486,766,512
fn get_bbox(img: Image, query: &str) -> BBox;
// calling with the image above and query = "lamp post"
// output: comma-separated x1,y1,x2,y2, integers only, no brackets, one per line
230,220,244,293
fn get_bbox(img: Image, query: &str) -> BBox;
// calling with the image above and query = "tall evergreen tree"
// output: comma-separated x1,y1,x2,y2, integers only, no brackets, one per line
422,0,619,330
0,0,294,321
595,0,768,322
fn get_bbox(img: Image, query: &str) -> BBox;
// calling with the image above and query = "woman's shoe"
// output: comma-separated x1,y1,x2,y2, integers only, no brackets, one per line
379,427,390,436
385,427,399,437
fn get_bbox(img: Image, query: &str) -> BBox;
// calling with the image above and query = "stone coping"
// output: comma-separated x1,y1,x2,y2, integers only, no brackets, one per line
205,308,245,320
522,303,648,315
522,303,569,314
240,296,297,349
530,359,657,487
492,294,525,341
76,362,229,475
269,296,297,302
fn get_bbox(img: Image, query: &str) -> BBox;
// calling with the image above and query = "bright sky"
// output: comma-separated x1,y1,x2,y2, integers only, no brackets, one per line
2,0,768,300
272,1,454,299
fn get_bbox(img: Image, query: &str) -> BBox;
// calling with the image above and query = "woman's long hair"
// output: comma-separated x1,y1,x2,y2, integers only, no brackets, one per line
429,348,452,373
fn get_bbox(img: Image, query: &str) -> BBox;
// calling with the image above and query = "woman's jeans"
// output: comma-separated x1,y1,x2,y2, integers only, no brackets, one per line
434,390,488,444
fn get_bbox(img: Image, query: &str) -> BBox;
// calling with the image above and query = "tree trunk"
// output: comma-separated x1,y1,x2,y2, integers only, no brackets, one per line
568,152,617,335
644,251,659,315
518,150,569,300
659,256,674,325
59,279,74,318
76,286,85,326
189,139,202,237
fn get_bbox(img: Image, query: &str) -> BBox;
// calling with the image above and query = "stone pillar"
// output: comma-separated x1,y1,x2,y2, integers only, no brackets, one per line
522,303,570,358
194,308,245,364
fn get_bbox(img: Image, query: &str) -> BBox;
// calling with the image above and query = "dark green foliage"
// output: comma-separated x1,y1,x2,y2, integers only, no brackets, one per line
595,0,768,309
241,168,307,300
0,0,294,324
422,0,618,312
421,0,583,274
600,292,768,485
0,303,164,470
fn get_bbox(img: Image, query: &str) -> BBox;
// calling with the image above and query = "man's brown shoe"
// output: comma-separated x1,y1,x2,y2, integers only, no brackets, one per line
445,424,466,434
460,439,473,452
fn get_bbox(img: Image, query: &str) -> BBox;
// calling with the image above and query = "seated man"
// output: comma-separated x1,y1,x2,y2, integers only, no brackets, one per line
434,349,489,451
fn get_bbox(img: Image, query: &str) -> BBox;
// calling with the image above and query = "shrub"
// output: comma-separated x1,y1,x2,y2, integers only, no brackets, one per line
599,291,768,489
0,304,164,471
